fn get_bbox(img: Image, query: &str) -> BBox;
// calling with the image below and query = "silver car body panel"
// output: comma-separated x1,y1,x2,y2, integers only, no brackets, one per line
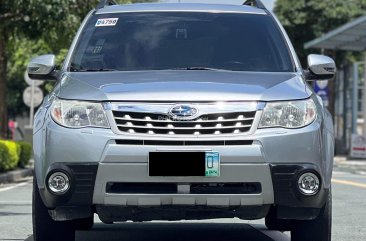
93,163,274,207
95,3,267,15
57,71,311,102
34,113,331,207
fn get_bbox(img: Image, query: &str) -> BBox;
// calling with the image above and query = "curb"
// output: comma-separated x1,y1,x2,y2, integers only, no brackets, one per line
0,167,33,184
334,156,366,174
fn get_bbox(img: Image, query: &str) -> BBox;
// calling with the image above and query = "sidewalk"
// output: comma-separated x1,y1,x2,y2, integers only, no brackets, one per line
334,156,366,174
0,160,34,184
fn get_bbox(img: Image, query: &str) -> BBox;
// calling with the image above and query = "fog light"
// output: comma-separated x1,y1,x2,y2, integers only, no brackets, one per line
297,172,320,196
48,172,70,194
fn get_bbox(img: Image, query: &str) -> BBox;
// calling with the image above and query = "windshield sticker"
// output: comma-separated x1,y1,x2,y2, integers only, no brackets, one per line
95,18,118,27
176,29,188,39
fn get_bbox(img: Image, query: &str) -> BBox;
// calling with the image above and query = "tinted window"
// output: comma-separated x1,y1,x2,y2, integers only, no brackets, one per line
70,12,294,72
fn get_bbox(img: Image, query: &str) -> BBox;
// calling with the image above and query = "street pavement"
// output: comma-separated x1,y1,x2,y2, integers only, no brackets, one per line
0,166,365,241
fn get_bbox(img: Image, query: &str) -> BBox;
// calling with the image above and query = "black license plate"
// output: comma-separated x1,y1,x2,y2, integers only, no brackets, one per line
149,152,220,177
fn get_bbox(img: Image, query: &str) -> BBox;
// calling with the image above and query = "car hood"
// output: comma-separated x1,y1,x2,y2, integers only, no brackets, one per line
57,70,311,102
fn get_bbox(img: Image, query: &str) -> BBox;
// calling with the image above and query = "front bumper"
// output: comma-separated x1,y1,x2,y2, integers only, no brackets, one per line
41,162,327,221
36,120,329,221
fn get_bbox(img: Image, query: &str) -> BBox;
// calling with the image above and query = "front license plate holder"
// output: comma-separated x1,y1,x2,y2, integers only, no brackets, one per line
204,152,220,177
149,151,220,177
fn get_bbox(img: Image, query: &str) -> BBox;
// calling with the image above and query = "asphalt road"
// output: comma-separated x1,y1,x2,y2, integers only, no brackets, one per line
0,167,365,241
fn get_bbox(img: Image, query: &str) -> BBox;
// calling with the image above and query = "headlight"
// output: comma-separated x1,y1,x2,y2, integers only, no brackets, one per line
51,99,109,128
259,99,317,129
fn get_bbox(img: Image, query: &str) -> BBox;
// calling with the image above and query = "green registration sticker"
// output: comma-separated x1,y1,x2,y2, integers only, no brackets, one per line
205,152,220,177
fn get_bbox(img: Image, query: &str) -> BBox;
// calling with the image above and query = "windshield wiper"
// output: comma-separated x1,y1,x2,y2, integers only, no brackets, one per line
69,64,117,72
77,68,117,72
170,67,230,71
72,68,117,72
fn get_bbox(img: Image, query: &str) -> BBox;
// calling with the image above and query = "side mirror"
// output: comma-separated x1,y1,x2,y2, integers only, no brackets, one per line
305,54,336,81
27,54,57,80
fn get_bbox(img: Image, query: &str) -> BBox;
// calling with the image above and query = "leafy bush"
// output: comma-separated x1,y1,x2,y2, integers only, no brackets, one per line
0,140,20,171
0,140,31,172
0,142,10,172
17,141,32,168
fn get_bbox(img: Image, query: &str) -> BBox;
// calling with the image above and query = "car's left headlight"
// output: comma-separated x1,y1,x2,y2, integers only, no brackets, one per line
51,99,110,128
259,99,317,129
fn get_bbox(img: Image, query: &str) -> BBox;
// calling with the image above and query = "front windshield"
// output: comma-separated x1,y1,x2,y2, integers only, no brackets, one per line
69,12,294,72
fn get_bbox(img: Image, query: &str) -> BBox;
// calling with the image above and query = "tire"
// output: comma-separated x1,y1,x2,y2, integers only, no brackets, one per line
291,189,332,241
73,216,94,230
32,178,75,241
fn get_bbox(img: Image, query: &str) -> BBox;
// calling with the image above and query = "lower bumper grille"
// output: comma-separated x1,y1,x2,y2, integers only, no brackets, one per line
106,183,262,195
115,139,253,146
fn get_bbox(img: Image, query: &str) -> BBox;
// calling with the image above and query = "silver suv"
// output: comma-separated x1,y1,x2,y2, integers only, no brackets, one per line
29,1,336,241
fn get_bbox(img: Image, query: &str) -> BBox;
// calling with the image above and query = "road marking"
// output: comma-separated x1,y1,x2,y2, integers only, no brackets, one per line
333,171,348,175
332,178,366,189
0,201,31,204
0,180,31,192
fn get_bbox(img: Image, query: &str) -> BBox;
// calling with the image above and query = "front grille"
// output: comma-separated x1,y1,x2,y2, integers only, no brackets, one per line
112,111,256,136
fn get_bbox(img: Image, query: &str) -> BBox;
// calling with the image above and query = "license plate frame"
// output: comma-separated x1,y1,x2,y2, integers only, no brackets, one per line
148,151,220,177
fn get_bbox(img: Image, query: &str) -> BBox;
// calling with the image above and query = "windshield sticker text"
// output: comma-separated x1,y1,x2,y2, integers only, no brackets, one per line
95,18,118,27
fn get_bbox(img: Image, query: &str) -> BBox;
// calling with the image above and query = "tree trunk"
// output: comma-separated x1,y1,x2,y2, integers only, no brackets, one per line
0,30,8,139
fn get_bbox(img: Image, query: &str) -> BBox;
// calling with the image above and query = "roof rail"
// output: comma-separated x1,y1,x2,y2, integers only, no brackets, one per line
243,0,267,10
96,0,117,9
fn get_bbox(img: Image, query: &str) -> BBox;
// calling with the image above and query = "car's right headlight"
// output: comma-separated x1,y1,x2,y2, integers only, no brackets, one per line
259,99,317,129
51,99,110,128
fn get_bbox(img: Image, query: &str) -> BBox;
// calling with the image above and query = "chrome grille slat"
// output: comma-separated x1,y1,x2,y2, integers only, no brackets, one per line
111,104,257,136
114,116,255,123
116,124,252,130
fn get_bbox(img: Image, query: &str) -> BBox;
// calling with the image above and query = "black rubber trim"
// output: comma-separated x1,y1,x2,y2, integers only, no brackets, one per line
270,164,328,209
106,182,262,194
276,206,322,220
96,205,270,223
115,139,253,146
40,163,98,209
48,206,93,221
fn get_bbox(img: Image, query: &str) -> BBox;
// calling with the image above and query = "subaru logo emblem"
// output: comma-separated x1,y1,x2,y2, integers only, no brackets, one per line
169,104,198,120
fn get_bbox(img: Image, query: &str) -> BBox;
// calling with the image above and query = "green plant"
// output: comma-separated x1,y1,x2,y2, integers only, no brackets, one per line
0,142,10,172
0,140,20,171
17,141,32,168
